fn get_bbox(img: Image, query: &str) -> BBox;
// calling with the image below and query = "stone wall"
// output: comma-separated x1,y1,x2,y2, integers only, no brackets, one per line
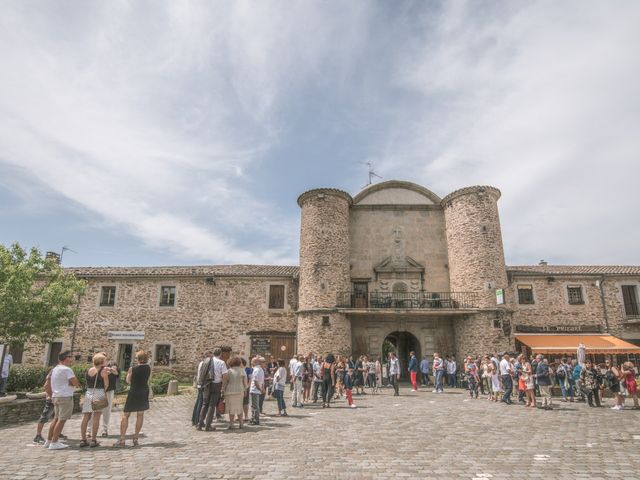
507,273,640,342
0,394,81,428
443,186,508,308
297,312,351,357
453,312,512,360
297,189,352,310
349,207,450,292
22,275,297,374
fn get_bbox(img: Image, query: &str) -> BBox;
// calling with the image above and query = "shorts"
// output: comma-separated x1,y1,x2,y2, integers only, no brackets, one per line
53,397,74,421
38,399,55,424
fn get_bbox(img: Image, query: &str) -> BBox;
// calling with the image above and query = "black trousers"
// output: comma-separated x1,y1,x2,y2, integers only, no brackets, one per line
322,379,333,404
199,382,222,427
587,388,601,407
312,381,322,402
390,375,399,396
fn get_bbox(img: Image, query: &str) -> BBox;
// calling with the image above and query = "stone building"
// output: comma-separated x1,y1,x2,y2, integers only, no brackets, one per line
15,181,640,375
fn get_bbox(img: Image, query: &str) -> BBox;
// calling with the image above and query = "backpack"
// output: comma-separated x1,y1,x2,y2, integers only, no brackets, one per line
556,366,566,379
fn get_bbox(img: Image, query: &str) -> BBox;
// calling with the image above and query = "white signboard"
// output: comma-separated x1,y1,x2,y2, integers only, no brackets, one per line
107,331,145,341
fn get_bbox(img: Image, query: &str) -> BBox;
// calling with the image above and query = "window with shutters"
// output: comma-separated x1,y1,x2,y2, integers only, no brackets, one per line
517,285,535,304
622,285,639,317
268,285,285,309
567,286,584,305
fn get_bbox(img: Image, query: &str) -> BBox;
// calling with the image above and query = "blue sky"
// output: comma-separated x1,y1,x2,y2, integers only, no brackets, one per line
1,1,639,267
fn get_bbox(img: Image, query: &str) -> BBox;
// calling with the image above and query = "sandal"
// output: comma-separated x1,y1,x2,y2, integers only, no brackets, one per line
113,439,126,448
79,440,89,448
89,440,100,448
132,435,139,446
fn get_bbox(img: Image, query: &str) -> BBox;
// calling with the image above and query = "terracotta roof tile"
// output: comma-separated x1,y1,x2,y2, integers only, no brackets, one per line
66,265,299,278
507,265,640,276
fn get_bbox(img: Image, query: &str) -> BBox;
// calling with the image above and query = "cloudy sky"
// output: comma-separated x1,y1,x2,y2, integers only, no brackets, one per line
1,1,639,267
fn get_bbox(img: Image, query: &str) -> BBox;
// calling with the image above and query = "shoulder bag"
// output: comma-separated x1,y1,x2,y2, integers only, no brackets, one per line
91,367,109,411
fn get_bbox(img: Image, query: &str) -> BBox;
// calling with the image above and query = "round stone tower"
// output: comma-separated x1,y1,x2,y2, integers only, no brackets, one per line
296,188,352,356
441,186,508,309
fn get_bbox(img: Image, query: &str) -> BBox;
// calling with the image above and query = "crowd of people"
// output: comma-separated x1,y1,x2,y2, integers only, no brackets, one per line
26,346,640,450
34,350,150,450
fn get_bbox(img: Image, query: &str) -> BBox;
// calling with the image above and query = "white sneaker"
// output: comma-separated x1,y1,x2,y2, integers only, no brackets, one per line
350,404,357,408
43,441,50,448
48,442,69,450
412,389,418,392
432,389,437,393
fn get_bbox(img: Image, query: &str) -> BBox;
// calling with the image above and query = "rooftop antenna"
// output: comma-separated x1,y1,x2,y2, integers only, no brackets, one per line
359,161,382,188
60,246,77,264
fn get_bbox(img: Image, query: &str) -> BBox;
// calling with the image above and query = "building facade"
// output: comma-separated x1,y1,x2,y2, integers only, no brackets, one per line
17,181,640,376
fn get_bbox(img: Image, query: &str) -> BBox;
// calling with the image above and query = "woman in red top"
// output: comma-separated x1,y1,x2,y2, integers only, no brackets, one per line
622,361,639,409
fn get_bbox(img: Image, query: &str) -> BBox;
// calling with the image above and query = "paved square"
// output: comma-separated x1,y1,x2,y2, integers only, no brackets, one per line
1,387,639,479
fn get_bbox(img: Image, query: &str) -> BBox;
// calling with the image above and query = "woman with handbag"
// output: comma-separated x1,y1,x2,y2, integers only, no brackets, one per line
80,353,110,447
114,350,151,447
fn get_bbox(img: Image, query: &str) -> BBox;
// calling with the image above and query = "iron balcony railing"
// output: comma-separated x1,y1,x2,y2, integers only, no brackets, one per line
336,291,479,309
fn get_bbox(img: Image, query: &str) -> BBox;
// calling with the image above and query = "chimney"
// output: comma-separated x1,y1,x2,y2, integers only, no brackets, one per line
45,251,61,265
539,259,548,266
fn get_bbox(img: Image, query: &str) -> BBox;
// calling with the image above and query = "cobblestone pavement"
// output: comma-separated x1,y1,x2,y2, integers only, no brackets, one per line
1,386,639,479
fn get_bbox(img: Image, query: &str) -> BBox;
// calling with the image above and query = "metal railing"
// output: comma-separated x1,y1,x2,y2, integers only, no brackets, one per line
336,291,479,309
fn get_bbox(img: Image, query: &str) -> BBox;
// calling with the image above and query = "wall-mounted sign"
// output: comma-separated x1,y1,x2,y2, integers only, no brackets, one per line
107,331,145,341
495,289,505,305
515,325,602,334
251,337,271,356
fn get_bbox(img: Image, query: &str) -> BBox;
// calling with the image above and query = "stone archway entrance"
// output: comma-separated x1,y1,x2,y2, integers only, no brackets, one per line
383,331,421,380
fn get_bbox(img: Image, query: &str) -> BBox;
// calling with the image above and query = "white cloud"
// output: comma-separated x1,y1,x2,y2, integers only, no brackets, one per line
0,1,369,264
382,0,640,264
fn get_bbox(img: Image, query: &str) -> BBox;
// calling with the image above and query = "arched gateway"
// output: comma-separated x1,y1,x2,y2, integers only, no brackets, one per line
383,331,421,379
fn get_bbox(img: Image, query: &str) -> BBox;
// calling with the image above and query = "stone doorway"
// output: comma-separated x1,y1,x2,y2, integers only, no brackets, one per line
382,331,421,379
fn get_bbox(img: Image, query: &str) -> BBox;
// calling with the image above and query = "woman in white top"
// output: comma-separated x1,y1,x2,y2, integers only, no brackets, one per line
273,359,288,416
489,359,501,402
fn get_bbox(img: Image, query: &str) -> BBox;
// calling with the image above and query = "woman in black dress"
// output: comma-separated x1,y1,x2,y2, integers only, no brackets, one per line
114,350,150,447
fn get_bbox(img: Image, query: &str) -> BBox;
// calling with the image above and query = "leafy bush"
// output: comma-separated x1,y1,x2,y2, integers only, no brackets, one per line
71,363,92,392
6,365,49,392
150,372,176,395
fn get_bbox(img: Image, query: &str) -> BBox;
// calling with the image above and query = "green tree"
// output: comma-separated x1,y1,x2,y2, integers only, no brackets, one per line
0,243,86,353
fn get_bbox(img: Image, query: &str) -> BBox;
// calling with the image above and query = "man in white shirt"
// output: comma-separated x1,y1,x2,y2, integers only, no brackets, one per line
196,348,229,431
249,356,265,425
46,350,79,450
499,353,513,405
388,352,400,397
290,355,304,408
0,350,13,397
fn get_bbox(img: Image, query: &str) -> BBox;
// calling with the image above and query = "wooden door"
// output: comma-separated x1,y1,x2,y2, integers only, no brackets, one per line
272,335,296,361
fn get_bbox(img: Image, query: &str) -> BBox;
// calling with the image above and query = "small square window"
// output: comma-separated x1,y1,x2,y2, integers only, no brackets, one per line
567,286,584,305
493,318,502,329
100,286,116,306
268,285,285,309
517,285,534,304
160,286,176,307
155,344,172,365
322,316,330,326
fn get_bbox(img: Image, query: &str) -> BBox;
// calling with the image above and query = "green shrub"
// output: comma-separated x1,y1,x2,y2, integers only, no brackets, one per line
71,363,92,392
6,365,49,392
150,372,176,395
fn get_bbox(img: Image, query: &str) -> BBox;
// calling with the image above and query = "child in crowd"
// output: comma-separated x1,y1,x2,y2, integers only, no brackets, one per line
344,367,356,408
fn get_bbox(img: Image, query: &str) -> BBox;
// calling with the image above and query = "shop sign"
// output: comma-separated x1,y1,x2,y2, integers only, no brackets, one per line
495,289,505,305
515,325,601,334
107,331,145,341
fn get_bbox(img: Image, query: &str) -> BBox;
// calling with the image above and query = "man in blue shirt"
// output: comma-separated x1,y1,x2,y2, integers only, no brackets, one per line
420,355,430,386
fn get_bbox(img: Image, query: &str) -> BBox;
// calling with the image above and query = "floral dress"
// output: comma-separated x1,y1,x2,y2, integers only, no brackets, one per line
466,362,479,398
